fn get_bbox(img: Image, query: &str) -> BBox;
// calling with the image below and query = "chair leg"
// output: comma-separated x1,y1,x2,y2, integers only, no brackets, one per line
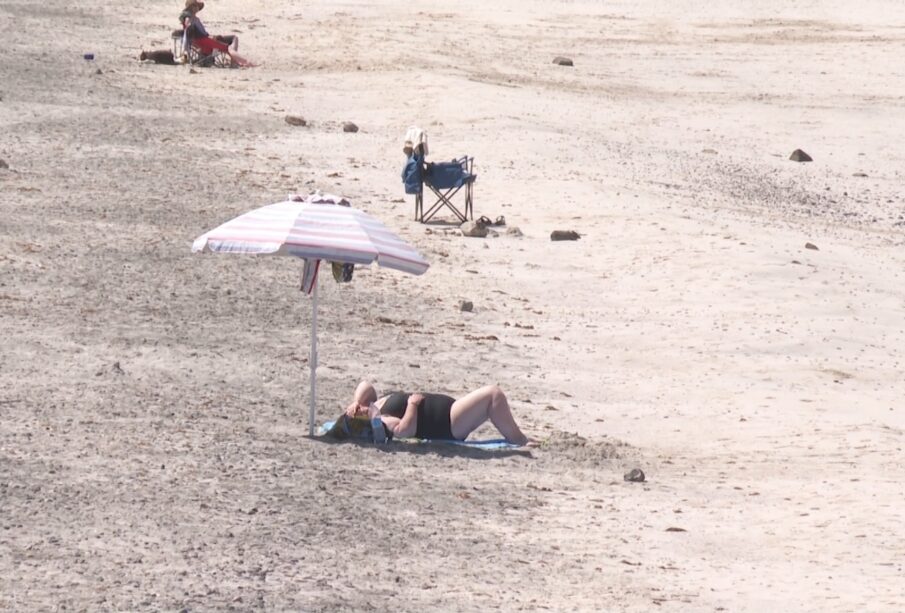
415,191,423,222
423,185,467,223
465,182,473,221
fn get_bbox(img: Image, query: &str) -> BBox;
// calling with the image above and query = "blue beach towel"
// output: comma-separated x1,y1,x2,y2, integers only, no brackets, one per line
401,152,424,194
319,421,521,449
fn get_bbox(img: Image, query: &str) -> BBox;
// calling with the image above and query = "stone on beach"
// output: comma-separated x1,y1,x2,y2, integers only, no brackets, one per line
460,221,489,237
550,230,580,241
624,468,646,482
789,149,813,162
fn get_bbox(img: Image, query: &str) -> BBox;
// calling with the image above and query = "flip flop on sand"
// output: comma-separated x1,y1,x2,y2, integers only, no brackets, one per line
476,215,506,228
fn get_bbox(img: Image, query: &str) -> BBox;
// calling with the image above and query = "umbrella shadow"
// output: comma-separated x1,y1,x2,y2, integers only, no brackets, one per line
309,435,532,460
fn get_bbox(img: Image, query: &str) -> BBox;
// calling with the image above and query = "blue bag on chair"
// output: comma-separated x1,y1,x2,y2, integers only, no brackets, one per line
427,160,468,189
401,153,424,194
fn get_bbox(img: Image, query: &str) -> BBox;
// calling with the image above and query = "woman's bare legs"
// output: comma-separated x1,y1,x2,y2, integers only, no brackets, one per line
227,50,251,67
449,385,529,445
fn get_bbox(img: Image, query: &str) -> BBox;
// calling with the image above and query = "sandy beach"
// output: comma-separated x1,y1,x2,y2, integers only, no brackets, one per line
2,0,904,610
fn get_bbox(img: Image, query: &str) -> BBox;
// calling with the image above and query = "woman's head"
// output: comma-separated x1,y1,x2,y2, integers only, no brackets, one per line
185,0,204,12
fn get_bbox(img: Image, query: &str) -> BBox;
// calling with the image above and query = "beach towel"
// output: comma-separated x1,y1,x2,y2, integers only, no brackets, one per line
403,126,428,156
401,152,424,194
319,420,521,449
415,437,519,449
300,258,320,294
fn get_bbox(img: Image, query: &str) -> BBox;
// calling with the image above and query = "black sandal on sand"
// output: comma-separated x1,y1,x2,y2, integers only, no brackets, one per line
623,468,645,482
494,215,506,226
476,215,493,227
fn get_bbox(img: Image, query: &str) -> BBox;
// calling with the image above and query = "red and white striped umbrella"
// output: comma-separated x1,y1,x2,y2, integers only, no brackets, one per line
192,199,429,275
192,199,429,435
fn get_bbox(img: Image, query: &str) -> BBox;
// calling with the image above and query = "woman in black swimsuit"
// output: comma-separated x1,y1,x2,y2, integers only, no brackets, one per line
344,381,531,446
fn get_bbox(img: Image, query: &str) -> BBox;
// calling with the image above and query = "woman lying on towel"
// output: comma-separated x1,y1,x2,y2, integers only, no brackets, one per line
345,380,534,446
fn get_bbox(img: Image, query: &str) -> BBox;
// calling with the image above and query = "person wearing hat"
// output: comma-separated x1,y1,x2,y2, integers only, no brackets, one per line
180,1,238,49
178,1,207,39
178,0,247,65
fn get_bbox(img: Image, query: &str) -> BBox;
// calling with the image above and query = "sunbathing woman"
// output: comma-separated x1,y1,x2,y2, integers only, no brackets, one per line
345,381,533,446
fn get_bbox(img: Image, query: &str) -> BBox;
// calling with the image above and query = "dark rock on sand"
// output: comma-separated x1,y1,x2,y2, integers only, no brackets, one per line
789,149,813,162
805,242,819,251
624,468,645,482
285,115,307,127
458,300,474,312
552,56,574,67
550,230,580,241
0,159,8,170
853,172,868,178
343,122,359,133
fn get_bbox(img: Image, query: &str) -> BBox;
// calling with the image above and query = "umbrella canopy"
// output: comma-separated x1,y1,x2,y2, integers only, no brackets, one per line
192,200,429,275
192,199,429,435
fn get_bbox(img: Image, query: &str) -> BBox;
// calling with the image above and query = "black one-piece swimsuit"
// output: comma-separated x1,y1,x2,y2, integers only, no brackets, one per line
380,392,457,440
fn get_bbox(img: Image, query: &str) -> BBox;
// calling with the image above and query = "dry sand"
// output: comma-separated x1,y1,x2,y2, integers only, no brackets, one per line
2,0,904,610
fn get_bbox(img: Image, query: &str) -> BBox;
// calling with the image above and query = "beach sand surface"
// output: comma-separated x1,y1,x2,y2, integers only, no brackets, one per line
1,0,904,610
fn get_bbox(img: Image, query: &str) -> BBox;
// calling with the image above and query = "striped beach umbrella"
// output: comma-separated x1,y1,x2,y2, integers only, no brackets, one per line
192,199,429,435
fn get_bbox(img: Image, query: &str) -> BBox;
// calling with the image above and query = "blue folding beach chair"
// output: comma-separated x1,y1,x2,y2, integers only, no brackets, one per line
408,156,476,223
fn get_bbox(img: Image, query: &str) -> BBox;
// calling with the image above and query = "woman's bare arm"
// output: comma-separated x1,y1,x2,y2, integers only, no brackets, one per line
393,393,422,437
380,415,401,431
345,382,381,417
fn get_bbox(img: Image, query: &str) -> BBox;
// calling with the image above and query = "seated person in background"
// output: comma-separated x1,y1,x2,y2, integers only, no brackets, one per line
345,380,534,446
178,0,249,65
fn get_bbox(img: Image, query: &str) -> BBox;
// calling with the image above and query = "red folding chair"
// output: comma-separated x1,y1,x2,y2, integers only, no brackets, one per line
172,29,232,67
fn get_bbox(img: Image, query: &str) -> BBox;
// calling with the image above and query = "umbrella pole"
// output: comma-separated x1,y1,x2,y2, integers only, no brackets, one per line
308,278,318,437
